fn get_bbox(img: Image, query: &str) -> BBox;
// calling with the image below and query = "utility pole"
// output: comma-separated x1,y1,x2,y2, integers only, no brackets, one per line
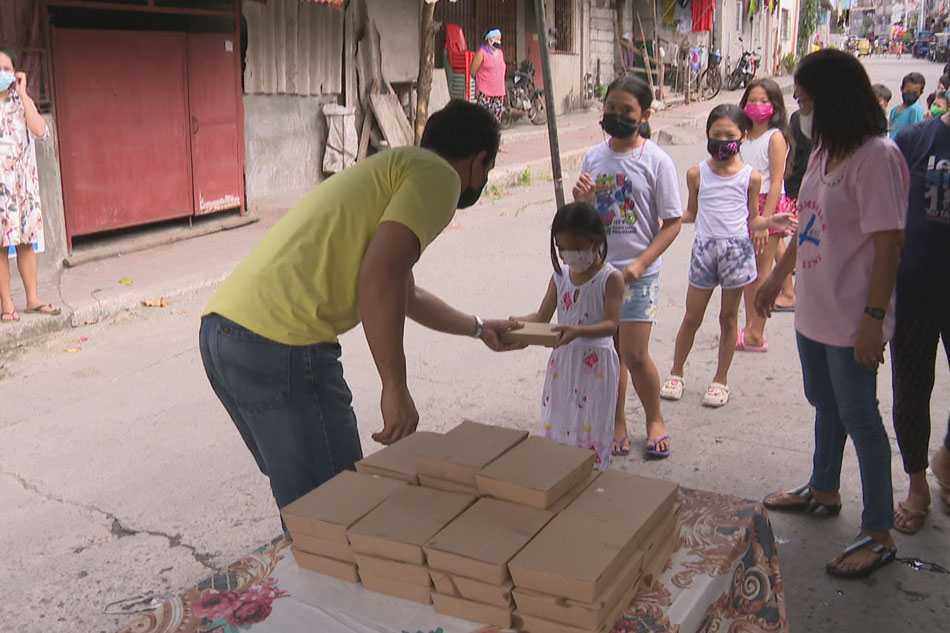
533,0,566,208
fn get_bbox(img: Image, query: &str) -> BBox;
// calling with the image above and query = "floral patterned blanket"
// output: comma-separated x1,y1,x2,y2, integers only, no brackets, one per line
115,489,788,633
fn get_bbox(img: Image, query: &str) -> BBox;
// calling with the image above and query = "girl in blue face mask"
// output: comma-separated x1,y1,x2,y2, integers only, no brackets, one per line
571,75,683,458
0,47,58,322
510,201,624,470
661,105,795,409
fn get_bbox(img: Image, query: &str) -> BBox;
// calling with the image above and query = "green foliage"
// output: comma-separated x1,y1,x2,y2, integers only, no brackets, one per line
797,0,819,56
519,167,533,186
902,32,914,45
781,53,796,73
596,83,608,100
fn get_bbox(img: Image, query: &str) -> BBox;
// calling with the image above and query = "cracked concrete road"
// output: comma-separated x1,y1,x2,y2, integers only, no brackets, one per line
3,70,949,631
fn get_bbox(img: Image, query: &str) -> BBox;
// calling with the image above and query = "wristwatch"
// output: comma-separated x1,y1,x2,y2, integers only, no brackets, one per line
472,315,485,338
864,307,886,320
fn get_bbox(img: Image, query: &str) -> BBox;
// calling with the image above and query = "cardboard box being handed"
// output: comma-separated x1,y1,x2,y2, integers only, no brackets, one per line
500,322,561,347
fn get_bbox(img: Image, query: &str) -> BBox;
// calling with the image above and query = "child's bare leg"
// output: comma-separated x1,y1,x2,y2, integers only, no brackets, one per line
619,322,668,452
774,237,796,308
613,333,630,452
671,286,715,378
741,235,780,347
714,288,745,385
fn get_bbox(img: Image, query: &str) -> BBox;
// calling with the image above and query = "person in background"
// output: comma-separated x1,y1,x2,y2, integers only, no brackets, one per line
0,48,59,322
888,101,950,534
872,83,891,113
470,28,507,123
661,105,794,409
772,109,813,313
924,93,937,120
938,75,950,94
757,49,908,579
512,202,624,470
572,75,683,459
930,92,949,119
199,101,522,515
737,79,791,352
890,72,925,138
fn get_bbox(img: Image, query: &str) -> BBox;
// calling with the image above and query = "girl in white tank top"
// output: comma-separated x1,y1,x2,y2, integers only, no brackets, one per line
660,106,795,408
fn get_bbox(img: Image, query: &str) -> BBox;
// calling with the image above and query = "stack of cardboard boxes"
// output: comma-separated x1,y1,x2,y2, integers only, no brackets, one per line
281,421,680,633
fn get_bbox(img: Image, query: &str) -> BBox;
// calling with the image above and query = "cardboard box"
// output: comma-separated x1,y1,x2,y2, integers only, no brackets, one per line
516,565,646,633
430,571,514,608
360,570,431,604
355,431,442,484
561,470,679,544
354,553,430,586
474,436,596,509
501,322,560,347
347,485,477,564
547,471,600,514
432,592,514,629
291,548,359,583
413,420,527,486
512,549,644,629
643,523,679,586
291,532,355,563
425,498,554,584
418,474,480,496
281,470,407,543
507,511,640,603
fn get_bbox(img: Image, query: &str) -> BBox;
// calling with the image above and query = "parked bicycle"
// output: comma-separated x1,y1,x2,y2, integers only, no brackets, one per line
690,48,722,100
724,38,761,91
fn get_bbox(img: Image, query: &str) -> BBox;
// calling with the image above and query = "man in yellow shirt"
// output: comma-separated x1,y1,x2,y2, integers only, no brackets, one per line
199,101,521,512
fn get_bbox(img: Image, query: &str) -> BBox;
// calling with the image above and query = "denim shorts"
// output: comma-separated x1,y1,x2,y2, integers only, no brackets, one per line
620,272,660,322
688,237,758,290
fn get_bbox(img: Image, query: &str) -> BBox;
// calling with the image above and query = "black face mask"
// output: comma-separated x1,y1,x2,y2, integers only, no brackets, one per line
491,41,503,49
600,113,640,139
707,139,741,160
457,159,487,208
902,91,920,106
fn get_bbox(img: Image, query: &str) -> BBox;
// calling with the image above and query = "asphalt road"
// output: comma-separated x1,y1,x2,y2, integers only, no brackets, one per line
1,55,947,633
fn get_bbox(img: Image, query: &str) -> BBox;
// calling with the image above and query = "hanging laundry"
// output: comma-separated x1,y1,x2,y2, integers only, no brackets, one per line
675,0,693,34
663,0,677,26
693,0,714,32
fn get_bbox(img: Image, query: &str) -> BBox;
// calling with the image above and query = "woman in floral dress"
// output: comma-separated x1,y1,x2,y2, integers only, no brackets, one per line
0,48,58,322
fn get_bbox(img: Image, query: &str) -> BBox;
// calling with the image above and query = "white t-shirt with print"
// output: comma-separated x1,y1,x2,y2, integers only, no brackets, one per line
580,139,683,276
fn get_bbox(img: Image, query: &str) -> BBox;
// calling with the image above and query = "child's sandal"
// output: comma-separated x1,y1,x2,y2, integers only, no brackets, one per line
660,376,685,401
702,383,729,407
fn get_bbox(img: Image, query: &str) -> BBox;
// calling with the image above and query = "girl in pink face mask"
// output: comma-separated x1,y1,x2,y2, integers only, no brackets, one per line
736,78,792,353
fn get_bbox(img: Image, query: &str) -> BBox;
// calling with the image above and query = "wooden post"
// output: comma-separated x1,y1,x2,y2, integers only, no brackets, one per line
614,0,628,75
414,0,437,145
652,0,664,100
533,0,565,209
635,8,656,98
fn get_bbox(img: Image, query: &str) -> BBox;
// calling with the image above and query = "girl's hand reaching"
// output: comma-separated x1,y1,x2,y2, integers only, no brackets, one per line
769,213,798,234
751,228,769,254
754,272,783,318
572,173,597,203
552,324,579,348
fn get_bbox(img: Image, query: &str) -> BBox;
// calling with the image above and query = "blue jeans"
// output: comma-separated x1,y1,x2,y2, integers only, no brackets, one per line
796,332,894,532
199,314,363,510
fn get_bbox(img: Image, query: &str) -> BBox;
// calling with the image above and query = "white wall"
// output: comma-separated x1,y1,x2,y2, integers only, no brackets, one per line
366,0,421,84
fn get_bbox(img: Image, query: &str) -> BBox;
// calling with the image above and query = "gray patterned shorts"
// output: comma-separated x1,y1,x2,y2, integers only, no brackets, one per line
688,237,758,290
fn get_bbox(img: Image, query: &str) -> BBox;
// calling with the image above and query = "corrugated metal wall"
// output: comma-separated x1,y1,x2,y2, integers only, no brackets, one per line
242,0,343,95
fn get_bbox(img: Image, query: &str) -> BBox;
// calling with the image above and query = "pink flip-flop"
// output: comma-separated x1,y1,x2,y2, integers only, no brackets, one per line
736,329,768,353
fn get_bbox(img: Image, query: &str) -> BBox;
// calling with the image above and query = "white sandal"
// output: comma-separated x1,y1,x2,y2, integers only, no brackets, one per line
702,383,729,407
660,376,685,401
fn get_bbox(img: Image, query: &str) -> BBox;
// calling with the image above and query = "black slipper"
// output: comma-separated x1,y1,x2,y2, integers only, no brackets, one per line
826,533,896,578
763,484,842,516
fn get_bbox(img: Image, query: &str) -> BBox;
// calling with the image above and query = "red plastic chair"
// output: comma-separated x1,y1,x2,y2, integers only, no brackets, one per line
445,23,476,99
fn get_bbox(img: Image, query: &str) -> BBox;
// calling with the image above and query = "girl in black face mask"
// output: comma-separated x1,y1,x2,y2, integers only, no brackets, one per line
571,75,683,459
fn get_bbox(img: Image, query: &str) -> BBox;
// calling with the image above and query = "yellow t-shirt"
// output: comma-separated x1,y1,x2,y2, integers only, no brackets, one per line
203,146,461,345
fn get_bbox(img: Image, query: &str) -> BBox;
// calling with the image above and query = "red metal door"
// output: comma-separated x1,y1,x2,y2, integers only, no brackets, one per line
186,33,245,215
52,29,193,239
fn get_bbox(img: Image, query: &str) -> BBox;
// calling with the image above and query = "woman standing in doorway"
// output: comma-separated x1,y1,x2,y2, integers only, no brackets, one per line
470,28,507,122
0,48,58,322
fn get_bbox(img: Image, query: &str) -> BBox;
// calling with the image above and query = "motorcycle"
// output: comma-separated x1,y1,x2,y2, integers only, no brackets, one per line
724,38,761,91
500,59,547,129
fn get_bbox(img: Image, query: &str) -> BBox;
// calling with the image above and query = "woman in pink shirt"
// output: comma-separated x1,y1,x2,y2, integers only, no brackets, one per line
755,50,909,579
470,28,507,122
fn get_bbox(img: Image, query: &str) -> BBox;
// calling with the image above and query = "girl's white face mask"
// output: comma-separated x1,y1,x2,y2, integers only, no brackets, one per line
560,249,596,270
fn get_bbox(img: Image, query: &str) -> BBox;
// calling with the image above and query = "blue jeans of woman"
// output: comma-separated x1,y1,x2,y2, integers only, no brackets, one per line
199,314,363,511
797,332,894,532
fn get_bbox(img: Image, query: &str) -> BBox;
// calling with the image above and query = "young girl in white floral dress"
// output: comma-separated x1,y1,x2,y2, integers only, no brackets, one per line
513,202,624,469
